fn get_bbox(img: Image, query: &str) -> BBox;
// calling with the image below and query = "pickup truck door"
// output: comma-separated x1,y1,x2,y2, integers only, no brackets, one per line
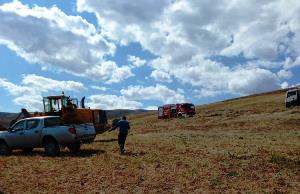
24,119,42,147
6,120,26,148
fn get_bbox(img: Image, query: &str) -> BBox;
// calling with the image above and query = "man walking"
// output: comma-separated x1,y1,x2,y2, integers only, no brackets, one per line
109,116,130,155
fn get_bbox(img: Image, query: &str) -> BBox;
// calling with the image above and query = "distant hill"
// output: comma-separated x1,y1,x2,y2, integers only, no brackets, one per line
0,112,18,129
0,112,18,118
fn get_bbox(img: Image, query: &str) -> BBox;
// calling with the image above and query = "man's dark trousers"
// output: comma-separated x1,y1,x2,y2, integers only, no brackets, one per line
118,132,128,154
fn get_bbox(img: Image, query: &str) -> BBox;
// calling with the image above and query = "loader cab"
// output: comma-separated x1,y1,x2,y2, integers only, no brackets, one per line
285,89,300,108
43,95,78,116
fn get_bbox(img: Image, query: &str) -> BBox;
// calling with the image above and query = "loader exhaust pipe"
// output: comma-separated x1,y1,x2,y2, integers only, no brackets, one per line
81,96,85,108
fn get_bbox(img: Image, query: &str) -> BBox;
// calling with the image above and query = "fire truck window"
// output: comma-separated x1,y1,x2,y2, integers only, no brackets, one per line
182,104,194,109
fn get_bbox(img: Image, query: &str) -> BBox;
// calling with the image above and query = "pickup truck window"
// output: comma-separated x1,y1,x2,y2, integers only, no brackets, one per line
12,120,25,131
26,119,40,130
44,117,64,127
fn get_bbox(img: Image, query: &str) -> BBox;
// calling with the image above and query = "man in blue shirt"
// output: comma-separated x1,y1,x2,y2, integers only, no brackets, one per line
109,115,130,155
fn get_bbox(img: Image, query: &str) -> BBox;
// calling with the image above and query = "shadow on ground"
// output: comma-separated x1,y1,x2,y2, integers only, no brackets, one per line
8,149,106,157
94,138,118,143
123,151,146,157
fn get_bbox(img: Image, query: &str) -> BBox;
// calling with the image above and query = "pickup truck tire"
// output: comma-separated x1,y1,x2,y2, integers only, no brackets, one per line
68,142,81,154
44,138,60,156
0,140,11,156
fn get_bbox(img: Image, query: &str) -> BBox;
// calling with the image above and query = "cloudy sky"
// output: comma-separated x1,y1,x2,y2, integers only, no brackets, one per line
0,0,299,112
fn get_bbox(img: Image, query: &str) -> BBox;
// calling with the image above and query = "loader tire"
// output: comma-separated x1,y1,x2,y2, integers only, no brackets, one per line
44,138,60,156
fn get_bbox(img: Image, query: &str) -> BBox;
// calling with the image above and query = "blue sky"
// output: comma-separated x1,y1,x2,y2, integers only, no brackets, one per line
0,0,299,112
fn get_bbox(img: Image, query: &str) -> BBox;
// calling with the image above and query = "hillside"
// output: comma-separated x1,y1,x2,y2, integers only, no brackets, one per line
0,89,299,193
106,109,152,119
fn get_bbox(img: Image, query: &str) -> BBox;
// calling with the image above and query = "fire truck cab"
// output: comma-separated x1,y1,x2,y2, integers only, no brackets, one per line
158,103,196,119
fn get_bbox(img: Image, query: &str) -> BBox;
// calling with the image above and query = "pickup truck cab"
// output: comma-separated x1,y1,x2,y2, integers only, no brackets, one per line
0,116,96,156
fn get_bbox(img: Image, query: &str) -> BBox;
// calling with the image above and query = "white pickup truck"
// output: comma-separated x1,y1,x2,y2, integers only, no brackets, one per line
0,116,96,156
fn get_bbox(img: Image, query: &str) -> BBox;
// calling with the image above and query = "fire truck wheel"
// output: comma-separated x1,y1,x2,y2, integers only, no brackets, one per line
178,114,183,118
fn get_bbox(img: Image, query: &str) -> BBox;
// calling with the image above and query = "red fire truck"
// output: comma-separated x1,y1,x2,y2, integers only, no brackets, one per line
158,103,196,119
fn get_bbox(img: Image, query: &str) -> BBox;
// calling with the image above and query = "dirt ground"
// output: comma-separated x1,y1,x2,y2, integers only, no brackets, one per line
0,90,299,193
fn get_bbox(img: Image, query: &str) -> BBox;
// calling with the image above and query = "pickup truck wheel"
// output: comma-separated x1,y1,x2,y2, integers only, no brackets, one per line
44,139,60,156
0,141,11,156
68,143,81,154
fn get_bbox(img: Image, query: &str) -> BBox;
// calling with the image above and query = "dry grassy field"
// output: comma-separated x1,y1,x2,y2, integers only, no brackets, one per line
1,90,300,193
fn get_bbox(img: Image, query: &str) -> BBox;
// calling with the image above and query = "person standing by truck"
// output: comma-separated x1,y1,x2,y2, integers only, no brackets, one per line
109,116,130,155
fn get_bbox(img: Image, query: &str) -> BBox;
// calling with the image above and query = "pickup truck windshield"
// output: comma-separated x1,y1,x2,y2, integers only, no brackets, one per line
44,117,64,127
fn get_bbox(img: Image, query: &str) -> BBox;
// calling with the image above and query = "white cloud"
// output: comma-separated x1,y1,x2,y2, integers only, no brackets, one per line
13,94,43,111
150,70,172,83
0,1,134,84
87,95,142,110
228,68,280,95
77,0,300,96
77,0,172,45
277,69,293,80
0,78,32,96
1,0,299,105
0,74,85,111
77,0,300,61
120,84,185,104
85,61,133,83
169,55,281,96
194,89,224,99
281,82,289,89
90,85,107,91
88,84,186,110
21,74,85,92
128,55,146,68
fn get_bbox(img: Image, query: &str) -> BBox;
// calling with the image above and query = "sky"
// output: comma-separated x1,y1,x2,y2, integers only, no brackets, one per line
0,0,300,112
